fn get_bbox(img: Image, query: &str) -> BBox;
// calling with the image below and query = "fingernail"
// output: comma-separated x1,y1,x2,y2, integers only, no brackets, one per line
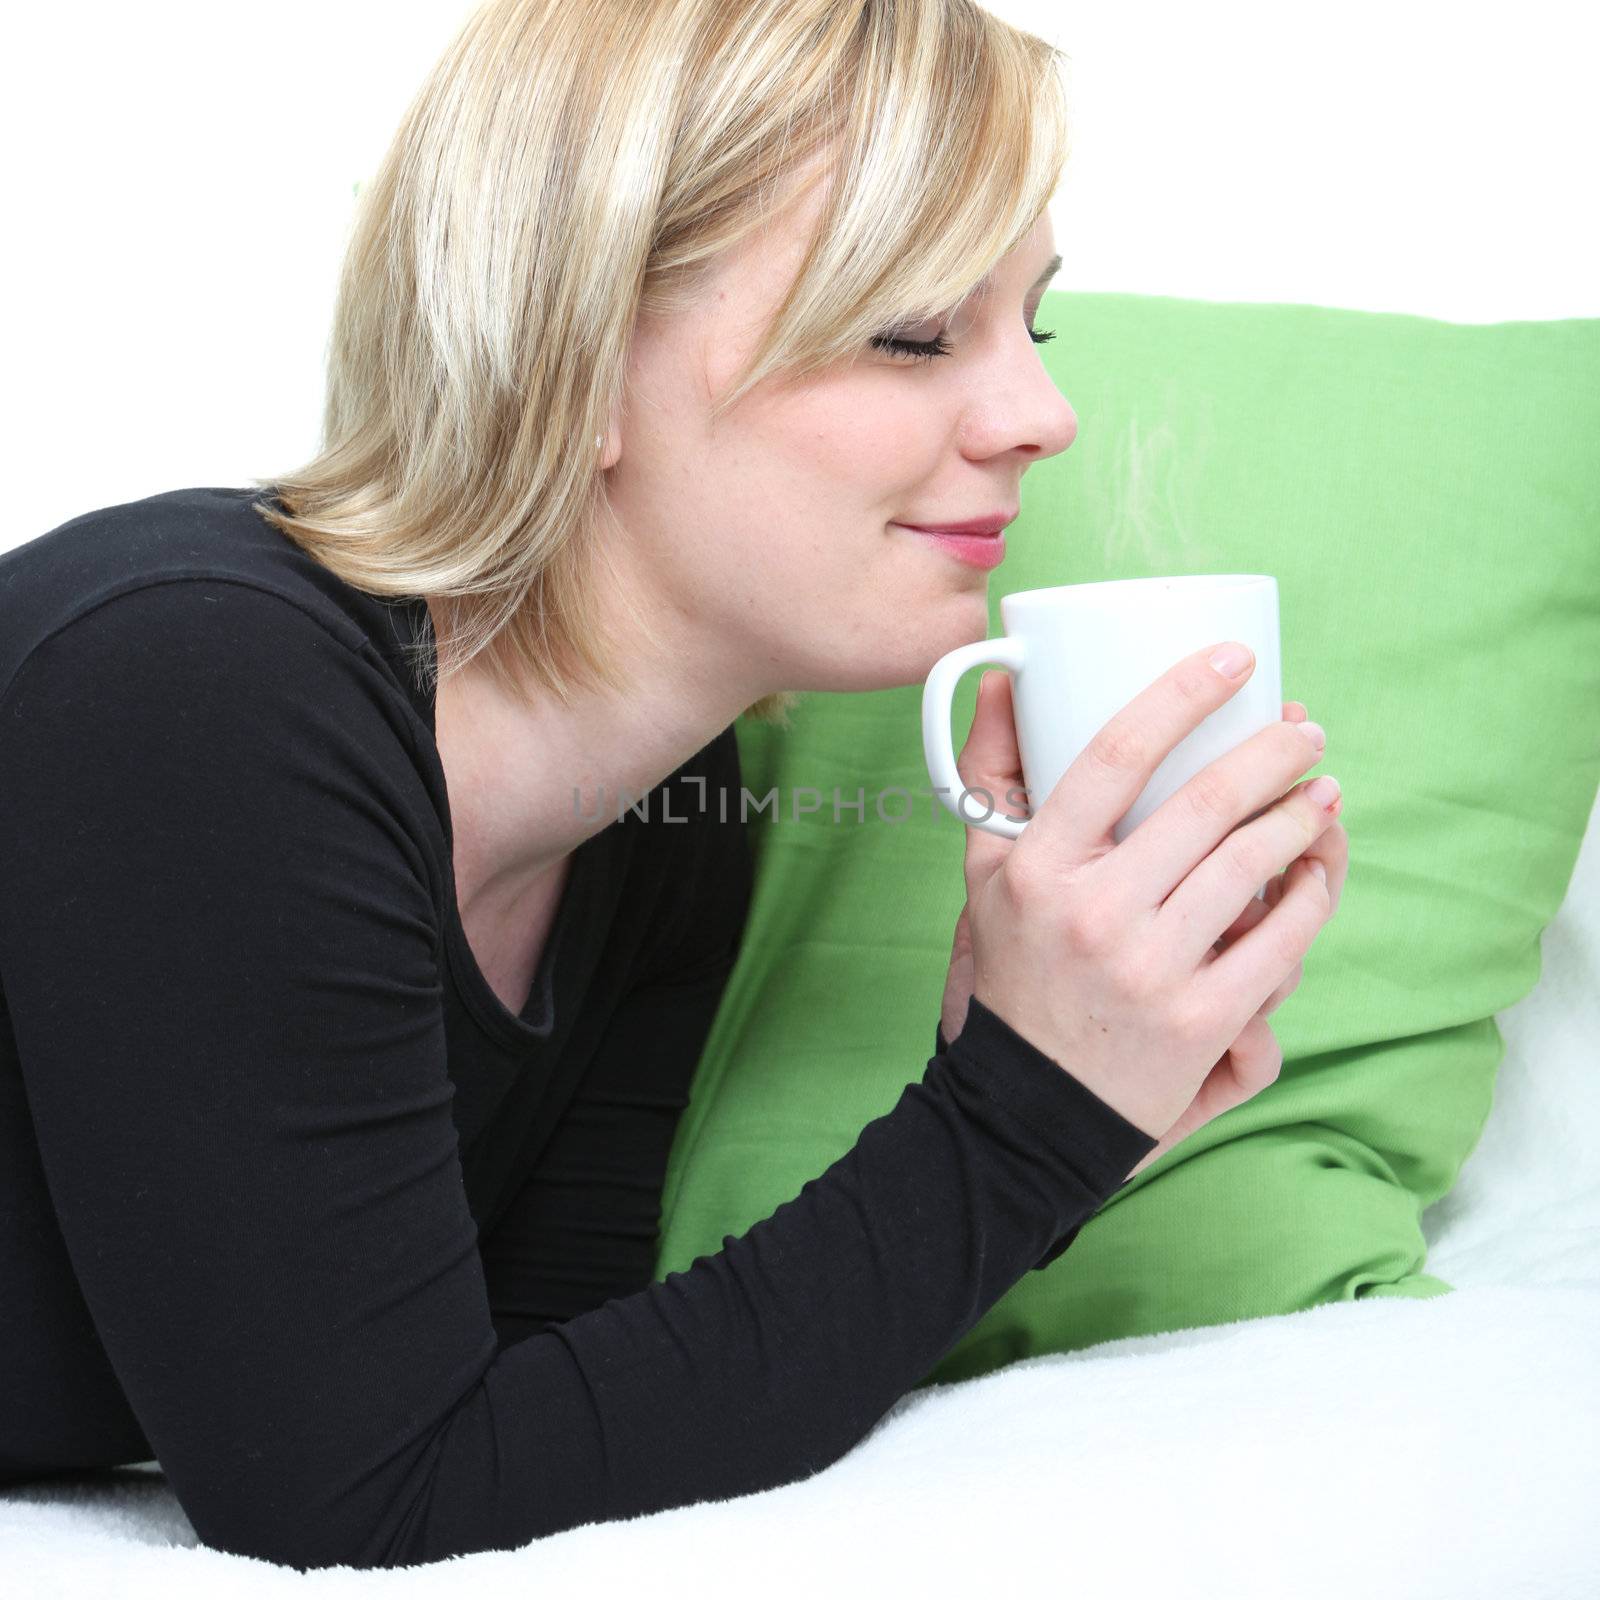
1209,642,1252,678
1309,860,1328,883
1307,775,1341,808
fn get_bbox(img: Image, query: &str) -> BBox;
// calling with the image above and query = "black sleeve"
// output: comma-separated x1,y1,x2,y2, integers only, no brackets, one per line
934,1014,1151,1270
0,581,1155,1573
481,943,738,1344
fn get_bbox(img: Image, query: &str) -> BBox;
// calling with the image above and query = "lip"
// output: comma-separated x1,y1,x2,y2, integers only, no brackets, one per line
895,526,1008,570
891,511,1017,537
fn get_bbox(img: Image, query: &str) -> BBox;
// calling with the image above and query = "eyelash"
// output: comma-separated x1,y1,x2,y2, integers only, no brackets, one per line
870,325,1058,364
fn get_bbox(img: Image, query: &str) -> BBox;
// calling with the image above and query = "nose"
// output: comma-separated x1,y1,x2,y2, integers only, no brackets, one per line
1023,390,1078,460
1017,351,1078,458
963,357,1078,464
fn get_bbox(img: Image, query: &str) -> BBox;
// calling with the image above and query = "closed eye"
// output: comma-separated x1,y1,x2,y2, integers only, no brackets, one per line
869,325,1057,365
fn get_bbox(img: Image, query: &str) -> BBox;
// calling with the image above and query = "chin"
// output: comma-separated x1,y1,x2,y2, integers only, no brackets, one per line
774,584,993,696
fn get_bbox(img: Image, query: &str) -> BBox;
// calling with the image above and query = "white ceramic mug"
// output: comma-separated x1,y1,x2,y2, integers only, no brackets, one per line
922,574,1282,882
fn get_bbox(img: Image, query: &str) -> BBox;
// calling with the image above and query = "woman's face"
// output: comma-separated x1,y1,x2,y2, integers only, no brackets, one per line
603,170,1078,701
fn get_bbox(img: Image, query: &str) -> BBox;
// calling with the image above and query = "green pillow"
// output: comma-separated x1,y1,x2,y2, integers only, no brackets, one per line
658,290,1600,1385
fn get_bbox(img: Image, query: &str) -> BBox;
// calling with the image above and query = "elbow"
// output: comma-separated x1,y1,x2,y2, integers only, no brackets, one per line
177,1437,466,1572
189,1503,406,1574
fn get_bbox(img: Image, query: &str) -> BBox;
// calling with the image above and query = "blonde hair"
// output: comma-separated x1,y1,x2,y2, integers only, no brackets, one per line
251,0,1070,728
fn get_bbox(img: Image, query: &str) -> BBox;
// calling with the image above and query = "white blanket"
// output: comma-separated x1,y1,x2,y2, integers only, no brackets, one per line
2,1286,1594,1598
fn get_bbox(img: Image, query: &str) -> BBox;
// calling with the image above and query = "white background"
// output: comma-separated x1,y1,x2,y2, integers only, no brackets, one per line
4,0,1595,549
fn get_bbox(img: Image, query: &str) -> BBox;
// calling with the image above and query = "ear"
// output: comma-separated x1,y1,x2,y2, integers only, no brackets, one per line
597,404,623,472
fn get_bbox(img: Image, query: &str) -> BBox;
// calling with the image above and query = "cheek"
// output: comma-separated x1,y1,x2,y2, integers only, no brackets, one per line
644,368,952,627
714,398,954,638
745,386,944,535
819,391,934,492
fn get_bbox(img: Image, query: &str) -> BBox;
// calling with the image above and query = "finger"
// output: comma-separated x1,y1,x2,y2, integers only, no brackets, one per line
1259,958,1303,1016
1195,853,1331,1019
1022,641,1262,873
1209,874,1306,1017
955,672,1024,797
1276,708,1343,911
1300,816,1347,917
1225,1010,1284,1094
956,671,1024,887
1181,1009,1284,1133
1242,879,1302,1014
1160,769,1335,968
1233,817,1344,933
1213,870,1279,950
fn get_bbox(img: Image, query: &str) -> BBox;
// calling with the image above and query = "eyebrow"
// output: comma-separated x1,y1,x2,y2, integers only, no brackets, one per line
1031,253,1064,291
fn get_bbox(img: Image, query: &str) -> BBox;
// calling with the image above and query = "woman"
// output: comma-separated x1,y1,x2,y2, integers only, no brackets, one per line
0,0,1342,1572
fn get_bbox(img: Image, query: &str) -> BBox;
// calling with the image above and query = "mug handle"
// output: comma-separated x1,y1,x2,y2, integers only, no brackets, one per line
922,635,1030,840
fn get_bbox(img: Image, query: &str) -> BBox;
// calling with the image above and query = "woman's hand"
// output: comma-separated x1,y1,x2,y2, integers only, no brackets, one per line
939,674,1348,1168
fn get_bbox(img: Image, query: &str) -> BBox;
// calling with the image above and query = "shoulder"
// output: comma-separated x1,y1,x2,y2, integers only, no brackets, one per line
0,577,402,745
0,575,453,929
0,574,444,861
0,486,427,723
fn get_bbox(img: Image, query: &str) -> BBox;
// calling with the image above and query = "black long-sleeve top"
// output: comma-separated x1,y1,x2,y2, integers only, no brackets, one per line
0,486,1157,1570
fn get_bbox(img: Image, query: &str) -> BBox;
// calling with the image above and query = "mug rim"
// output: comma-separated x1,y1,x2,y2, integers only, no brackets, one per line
1001,573,1275,612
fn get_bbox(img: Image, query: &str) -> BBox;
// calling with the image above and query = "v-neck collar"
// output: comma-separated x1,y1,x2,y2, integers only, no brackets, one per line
394,592,621,1050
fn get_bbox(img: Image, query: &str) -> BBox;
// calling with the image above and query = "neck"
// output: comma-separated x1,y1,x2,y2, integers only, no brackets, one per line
426,597,757,925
